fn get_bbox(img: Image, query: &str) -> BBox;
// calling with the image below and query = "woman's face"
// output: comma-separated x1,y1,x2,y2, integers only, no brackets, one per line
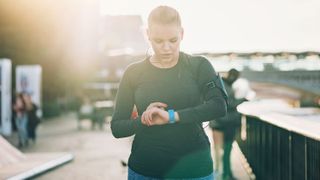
16,97,24,108
147,23,183,62
22,94,31,103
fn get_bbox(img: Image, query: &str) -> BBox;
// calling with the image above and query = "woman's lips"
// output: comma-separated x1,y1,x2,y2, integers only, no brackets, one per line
161,54,172,57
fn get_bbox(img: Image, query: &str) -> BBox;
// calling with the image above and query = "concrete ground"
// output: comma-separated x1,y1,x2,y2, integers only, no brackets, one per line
13,113,251,180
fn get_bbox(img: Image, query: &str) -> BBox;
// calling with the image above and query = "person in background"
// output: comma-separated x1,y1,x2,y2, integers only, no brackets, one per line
210,69,248,180
13,93,28,148
111,5,227,180
76,94,96,130
23,93,40,143
299,94,320,108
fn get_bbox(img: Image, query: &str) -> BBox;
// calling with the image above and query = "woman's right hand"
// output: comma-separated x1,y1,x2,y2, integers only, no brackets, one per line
142,102,167,126
142,107,169,126
146,102,167,110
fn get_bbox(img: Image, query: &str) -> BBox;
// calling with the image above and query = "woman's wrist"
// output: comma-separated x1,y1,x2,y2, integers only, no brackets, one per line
174,112,180,122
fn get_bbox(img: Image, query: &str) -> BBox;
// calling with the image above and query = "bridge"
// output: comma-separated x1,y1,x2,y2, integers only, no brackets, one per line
242,70,320,96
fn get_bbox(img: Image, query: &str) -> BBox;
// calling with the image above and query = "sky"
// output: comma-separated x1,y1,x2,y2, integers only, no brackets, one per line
100,0,320,53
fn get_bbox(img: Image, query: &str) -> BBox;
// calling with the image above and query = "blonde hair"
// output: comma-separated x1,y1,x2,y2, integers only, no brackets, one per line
148,6,181,28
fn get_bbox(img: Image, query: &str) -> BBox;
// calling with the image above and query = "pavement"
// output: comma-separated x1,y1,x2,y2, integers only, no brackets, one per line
9,113,252,180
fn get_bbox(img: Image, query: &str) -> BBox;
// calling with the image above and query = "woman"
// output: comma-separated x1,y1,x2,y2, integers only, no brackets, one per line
13,93,28,148
111,6,227,179
23,93,40,143
209,69,247,180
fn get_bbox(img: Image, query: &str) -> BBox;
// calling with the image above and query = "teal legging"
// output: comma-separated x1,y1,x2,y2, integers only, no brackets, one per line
222,128,236,178
128,168,214,180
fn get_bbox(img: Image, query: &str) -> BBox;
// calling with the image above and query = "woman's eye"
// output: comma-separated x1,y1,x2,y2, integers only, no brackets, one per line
170,39,177,43
154,39,162,43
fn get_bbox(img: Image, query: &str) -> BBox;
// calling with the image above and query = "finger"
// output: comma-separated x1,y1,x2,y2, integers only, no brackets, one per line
147,102,168,110
145,112,151,126
153,102,167,110
147,109,153,124
147,118,152,126
147,102,158,110
141,112,147,125
141,112,145,125
155,102,168,108
148,108,158,124
145,110,153,126
143,111,151,126
146,103,153,110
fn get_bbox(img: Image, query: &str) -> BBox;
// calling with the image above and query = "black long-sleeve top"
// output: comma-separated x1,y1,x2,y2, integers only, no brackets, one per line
111,52,227,178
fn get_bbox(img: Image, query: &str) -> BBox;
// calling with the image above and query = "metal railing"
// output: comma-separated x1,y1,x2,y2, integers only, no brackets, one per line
236,115,320,180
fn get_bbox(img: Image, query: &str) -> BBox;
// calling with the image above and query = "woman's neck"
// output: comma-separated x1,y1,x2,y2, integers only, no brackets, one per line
149,54,179,68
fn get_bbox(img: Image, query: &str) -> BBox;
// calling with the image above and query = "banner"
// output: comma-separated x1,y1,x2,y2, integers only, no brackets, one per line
0,59,12,136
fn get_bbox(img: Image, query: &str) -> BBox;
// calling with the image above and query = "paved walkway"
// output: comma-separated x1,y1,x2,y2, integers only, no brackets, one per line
10,113,251,180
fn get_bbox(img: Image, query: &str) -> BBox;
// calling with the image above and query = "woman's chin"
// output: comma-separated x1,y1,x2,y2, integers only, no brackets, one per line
160,55,174,61
161,57,173,62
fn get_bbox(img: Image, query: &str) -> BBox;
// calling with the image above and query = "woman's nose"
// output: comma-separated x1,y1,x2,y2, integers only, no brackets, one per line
162,42,170,50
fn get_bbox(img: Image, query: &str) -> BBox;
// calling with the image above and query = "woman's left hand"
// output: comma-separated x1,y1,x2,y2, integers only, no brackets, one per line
141,107,169,126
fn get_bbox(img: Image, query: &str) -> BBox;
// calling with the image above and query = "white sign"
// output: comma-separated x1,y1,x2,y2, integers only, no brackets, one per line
16,65,42,117
0,59,12,136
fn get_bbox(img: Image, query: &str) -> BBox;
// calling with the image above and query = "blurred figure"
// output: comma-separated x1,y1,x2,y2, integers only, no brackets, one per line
23,93,40,143
232,78,256,100
77,95,94,130
299,94,320,108
209,69,248,180
13,93,28,148
131,105,138,119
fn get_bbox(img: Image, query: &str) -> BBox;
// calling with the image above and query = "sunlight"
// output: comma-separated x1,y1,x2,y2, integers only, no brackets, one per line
99,0,320,53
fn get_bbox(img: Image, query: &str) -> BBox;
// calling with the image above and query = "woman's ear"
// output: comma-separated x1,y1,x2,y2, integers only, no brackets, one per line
146,28,150,41
181,27,184,40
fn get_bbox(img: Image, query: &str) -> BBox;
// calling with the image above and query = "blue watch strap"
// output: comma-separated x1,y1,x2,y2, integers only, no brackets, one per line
168,109,175,124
